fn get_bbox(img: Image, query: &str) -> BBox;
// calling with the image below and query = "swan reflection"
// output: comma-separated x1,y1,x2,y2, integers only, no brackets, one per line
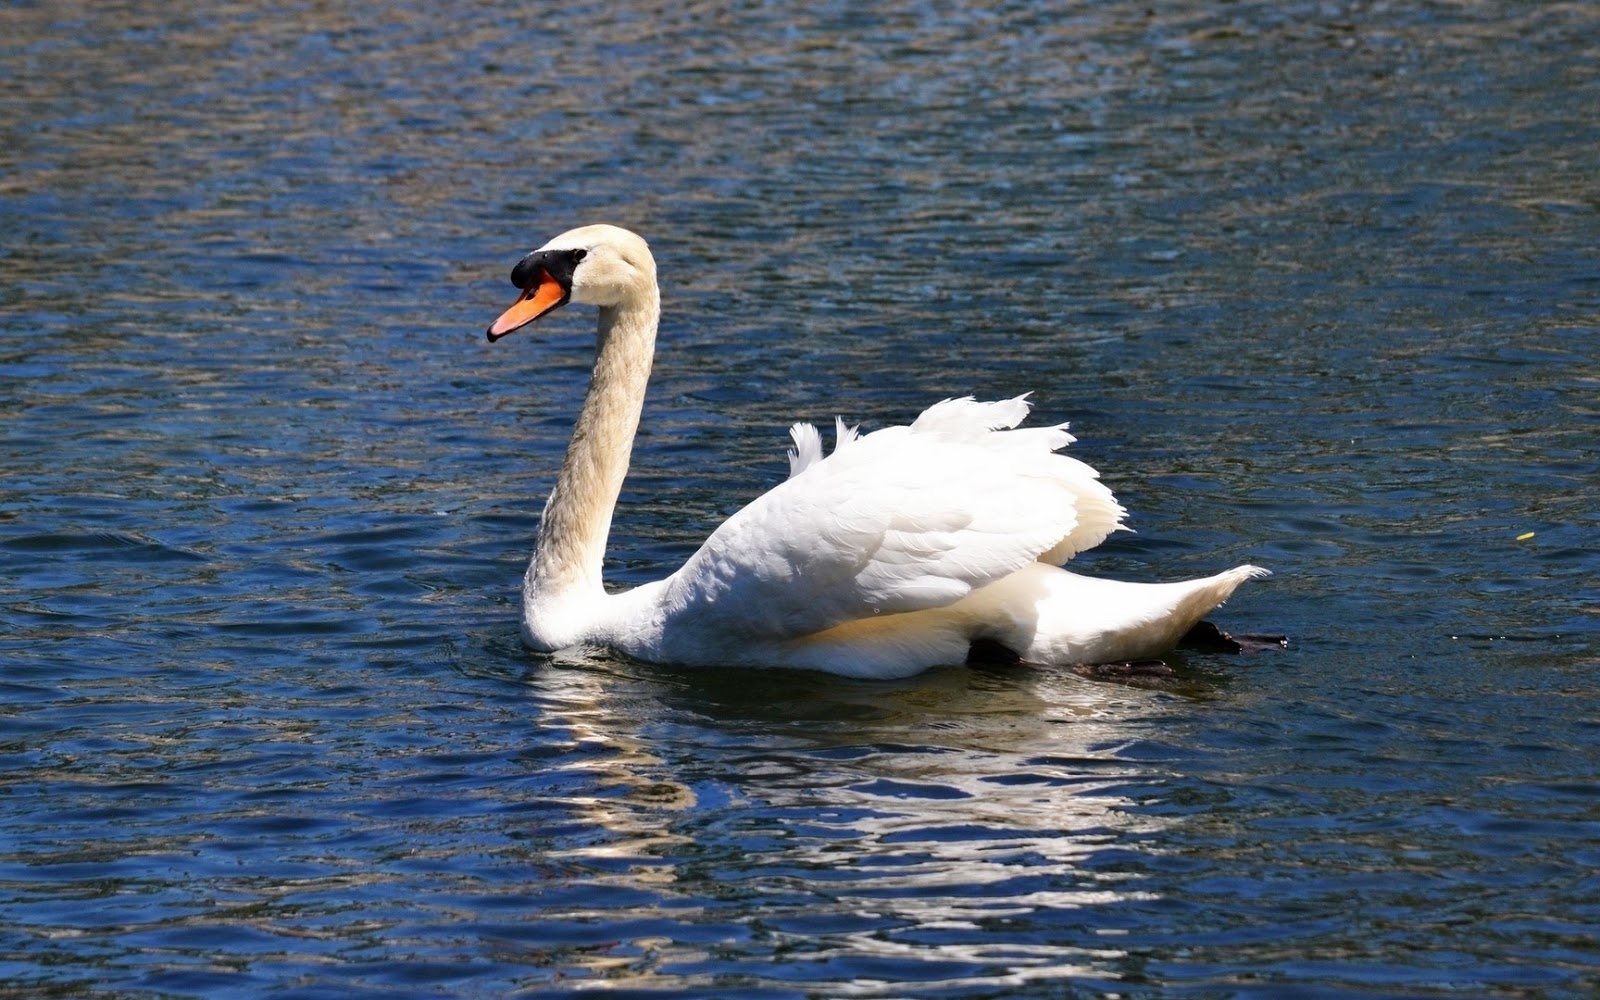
513,656,1192,992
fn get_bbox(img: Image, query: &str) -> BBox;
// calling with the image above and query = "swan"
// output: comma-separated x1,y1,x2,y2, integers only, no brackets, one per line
485,224,1268,679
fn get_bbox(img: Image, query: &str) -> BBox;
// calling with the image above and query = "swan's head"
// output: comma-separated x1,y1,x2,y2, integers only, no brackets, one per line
486,224,656,341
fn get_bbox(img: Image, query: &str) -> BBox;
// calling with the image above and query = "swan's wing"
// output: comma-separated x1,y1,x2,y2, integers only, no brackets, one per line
659,396,1127,641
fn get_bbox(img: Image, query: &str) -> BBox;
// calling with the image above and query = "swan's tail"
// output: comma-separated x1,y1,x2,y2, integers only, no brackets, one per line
1005,563,1271,665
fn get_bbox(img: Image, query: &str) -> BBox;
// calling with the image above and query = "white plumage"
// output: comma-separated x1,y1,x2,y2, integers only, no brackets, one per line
486,224,1268,679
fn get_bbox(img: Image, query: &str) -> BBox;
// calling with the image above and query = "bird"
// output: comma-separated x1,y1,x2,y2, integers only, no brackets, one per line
485,224,1268,679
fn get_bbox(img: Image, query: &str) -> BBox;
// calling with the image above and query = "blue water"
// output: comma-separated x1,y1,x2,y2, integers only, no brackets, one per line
3,2,1598,997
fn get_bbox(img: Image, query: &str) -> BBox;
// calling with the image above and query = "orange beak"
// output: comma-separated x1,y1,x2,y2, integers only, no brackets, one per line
486,270,568,341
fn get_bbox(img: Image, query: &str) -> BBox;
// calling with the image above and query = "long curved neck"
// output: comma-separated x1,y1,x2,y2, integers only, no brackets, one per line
527,288,659,604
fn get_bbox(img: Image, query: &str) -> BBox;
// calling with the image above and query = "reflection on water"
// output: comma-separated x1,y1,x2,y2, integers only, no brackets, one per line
3,0,1599,996
517,658,1182,993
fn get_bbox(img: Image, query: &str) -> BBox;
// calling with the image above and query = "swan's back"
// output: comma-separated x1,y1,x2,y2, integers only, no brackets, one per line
649,395,1127,656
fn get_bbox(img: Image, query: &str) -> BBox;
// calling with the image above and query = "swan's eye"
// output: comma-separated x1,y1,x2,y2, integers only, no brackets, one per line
570,249,587,263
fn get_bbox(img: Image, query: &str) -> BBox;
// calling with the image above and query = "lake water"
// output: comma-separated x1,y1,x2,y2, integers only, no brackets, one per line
3,1,1598,996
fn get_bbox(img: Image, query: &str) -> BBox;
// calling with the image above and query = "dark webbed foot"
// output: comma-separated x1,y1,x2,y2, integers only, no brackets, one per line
1071,622,1287,686
1179,620,1289,653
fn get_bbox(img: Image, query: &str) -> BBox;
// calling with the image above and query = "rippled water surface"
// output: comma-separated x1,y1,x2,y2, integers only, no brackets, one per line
4,1,1598,996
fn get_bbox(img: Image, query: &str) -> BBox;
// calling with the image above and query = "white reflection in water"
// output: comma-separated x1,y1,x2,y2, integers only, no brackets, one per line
522,655,1183,991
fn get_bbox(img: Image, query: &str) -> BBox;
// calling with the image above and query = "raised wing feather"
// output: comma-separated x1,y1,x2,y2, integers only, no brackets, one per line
657,396,1127,642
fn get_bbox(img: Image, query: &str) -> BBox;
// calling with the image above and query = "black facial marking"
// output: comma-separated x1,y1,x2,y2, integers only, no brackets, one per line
509,246,588,291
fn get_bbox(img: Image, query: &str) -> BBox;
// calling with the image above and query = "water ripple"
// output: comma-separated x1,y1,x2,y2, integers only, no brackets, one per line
3,0,1600,996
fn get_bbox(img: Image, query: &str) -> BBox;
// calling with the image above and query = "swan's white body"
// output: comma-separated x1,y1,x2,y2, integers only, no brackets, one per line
487,224,1267,679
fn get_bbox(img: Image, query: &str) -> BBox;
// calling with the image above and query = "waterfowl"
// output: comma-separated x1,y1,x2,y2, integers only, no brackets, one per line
486,224,1267,679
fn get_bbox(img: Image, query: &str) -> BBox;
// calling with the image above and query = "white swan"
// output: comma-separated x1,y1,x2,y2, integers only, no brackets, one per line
486,224,1268,679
